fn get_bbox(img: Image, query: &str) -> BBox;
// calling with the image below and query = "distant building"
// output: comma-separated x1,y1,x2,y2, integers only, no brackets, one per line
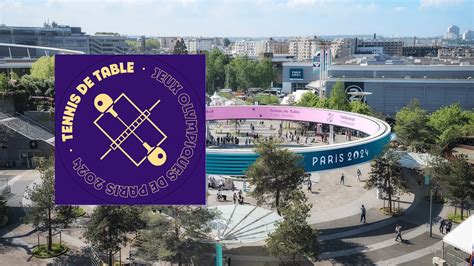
233,40,256,56
357,39,403,56
402,46,438,57
270,41,289,54
0,24,89,53
158,37,178,50
281,62,319,93
326,64,474,115
330,38,356,59
185,37,215,53
463,30,474,40
89,35,128,54
289,37,320,61
445,25,460,40
438,47,473,58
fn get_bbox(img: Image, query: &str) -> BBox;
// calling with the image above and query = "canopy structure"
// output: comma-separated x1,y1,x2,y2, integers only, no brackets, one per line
443,215,473,254
397,151,436,170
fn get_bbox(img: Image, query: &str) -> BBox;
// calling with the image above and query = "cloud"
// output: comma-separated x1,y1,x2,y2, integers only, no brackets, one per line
420,0,464,8
394,6,405,12
286,0,331,8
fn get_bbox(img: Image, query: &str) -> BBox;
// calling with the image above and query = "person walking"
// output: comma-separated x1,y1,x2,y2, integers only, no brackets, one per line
439,219,446,234
360,205,366,223
395,224,404,242
445,221,453,233
233,192,237,204
340,173,345,185
357,169,362,182
307,179,312,192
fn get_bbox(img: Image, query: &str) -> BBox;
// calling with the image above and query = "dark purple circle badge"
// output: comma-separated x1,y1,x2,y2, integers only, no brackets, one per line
55,55,206,205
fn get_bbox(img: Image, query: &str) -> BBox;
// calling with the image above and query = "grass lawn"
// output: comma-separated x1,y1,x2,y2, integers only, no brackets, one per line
32,243,68,258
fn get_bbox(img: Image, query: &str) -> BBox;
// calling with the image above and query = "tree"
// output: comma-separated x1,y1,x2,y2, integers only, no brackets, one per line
30,56,55,80
0,194,6,223
255,58,275,88
328,81,349,111
84,206,144,266
173,39,188,55
429,104,474,152
206,49,229,94
296,91,319,107
126,39,142,53
365,149,409,213
145,38,161,51
137,206,216,265
266,190,319,264
24,156,76,251
394,100,435,152
223,38,231,47
429,155,474,219
246,139,305,215
350,100,373,115
0,72,8,92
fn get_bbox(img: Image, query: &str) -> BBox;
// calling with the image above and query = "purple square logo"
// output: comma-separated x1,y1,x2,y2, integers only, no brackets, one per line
55,55,206,205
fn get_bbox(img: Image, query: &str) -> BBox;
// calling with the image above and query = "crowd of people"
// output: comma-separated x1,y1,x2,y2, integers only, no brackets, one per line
206,120,365,150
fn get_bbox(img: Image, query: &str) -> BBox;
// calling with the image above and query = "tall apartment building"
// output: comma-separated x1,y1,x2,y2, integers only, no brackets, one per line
463,30,474,40
270,41,289,54
357,39,403,56
233,40,256,56
185,37,215,53
445,25,460,40
89,35,128,54
330,38,356,59
0,24,89,53
158,37,178,50
289,37,320,61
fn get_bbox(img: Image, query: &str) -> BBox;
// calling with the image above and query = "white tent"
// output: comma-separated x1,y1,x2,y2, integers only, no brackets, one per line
443,215,474,254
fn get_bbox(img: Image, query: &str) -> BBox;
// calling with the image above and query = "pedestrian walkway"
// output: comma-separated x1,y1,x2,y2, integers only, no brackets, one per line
224,168,451,266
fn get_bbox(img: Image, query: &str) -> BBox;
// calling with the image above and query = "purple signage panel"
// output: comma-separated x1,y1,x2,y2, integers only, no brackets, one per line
55,55,206,205
206,106,381,135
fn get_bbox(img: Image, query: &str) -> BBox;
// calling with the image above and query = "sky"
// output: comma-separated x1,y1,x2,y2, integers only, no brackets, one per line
0,0,472,37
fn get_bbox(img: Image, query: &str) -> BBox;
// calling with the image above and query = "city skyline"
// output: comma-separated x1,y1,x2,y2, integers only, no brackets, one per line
0,0,472,38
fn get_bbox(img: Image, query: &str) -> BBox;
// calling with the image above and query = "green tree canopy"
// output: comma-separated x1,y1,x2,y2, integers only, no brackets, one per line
295,91,331,108
394,100,435,152
223,38,231,47
246,139,305,215
84,206,144,266
266,190,319,264
429,155,474,219
145,38,161,51
206,49,230,94
365,149,409,213
428,104,474,152
30,56,55,80
328,81,349,111
349,100,373,115
25,157,76,251
0,73,8,92
296,91,319,107
225,57,274,91
137,206,216,265
173,39,188,55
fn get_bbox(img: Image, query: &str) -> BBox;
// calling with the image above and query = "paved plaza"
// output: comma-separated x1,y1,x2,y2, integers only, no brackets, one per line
0,147,463,265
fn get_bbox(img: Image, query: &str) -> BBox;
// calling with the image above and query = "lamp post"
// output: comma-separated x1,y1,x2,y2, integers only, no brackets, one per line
429,188,433,238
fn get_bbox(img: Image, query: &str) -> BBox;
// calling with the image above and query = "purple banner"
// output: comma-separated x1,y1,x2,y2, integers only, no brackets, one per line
55,55,206,205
